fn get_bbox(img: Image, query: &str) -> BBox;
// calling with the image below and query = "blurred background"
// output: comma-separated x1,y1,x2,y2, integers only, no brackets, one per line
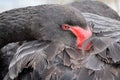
0,0,120,15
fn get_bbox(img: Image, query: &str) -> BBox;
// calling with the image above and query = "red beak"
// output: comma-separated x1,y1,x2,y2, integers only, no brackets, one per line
62,24,92,50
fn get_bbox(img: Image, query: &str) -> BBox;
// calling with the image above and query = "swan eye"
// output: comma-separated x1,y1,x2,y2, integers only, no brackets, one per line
62,24,71,30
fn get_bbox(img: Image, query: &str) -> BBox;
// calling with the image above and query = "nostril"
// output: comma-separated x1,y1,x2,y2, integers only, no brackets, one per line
62,24,70,30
